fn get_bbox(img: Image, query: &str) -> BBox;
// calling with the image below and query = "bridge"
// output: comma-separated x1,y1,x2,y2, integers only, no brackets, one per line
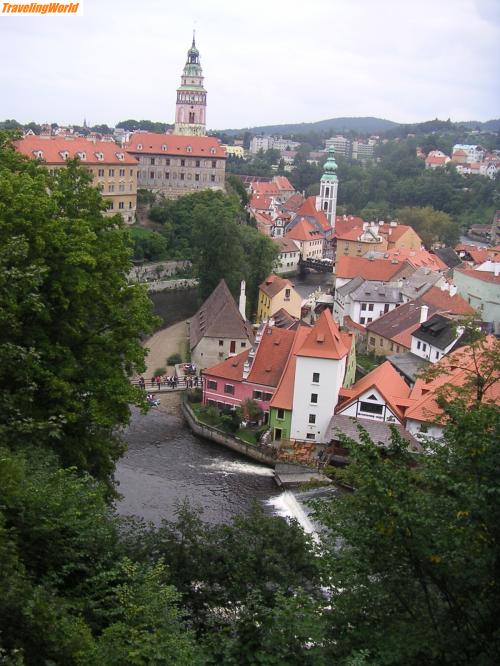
299,258,334,273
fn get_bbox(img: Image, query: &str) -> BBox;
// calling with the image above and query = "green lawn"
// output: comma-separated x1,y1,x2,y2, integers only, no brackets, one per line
236,428,258,445
357,353,380,373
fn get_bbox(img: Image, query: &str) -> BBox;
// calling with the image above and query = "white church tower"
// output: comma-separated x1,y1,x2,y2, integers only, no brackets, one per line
316,146,338,230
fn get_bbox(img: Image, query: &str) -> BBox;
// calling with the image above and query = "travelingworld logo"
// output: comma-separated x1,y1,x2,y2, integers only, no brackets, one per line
2,2,83,15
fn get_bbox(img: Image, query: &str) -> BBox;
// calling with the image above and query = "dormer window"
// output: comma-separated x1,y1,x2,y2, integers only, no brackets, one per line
33,150,44,159
137,144,143,150
161,144,167,151
186,145,192,153
60,151,69,160
76,151,86,160
95,152,104,161
116,152,124,161
210,147,216,155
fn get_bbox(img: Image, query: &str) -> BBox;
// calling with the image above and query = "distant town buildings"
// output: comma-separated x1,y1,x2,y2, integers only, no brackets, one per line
325,135,377,162
249,135,300,155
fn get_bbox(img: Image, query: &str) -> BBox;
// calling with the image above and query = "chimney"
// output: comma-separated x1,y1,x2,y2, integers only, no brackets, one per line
239,280,246,318
420,305,429,323
449,284,457,296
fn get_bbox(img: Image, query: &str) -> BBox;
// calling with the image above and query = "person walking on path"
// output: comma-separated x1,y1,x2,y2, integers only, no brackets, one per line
156,375,162,390
139,376,145,390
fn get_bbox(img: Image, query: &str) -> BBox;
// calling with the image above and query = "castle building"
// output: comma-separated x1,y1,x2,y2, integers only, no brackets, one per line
174,35,207,136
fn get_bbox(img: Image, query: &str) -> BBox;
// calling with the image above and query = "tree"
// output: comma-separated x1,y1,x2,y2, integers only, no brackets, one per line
396,206,459,247
312,394,500,664
0,134,156,487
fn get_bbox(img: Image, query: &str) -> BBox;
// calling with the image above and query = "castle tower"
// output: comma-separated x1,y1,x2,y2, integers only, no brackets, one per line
174,34,207,136
317,146,338,230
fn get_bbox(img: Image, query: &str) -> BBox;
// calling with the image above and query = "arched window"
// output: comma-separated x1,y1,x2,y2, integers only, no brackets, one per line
137,144,143,150
325,186,330,197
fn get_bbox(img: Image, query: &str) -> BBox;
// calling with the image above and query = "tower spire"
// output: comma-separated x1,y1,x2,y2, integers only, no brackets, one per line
192,29,196,48
174,34,207,136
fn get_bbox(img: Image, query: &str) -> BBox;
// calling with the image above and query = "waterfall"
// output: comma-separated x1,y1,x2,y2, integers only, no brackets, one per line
268,490,317,535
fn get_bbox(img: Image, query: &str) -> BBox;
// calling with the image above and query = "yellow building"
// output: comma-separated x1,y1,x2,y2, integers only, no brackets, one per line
14,135,138,223
222,145,245,158
257,274,302,323
336,223,388,257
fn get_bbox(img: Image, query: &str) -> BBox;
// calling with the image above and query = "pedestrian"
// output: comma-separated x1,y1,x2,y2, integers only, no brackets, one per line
151,375,155,387
156,375,162,390
139,376,145,390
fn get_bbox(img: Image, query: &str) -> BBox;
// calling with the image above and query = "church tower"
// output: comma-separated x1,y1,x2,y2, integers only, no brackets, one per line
174,34,207,136
316,146,338,230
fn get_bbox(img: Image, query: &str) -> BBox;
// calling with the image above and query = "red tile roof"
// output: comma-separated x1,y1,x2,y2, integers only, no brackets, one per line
297,197,331,231
378,223,421,245
126,132,226,158
336,226,386,243
337,360,411,421
285,218,323,242
273,176,294,191
406,338,500,424
273,237,300,254
249,194,272,210
203,349,250,382
247,325,296,388
14,135,138,165
282,192,305,212
455,244,500,265
252,181,279,195
297,310,348,360
270,325,311,410
382,248,447,271
421,285,476,315
335,256,406,282
259,274,295,299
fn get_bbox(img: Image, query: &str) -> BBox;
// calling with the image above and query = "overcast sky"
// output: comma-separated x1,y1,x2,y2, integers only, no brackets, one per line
0,0,499,129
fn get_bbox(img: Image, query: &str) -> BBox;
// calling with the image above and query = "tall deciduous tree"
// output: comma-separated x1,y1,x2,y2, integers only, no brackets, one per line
0,133,156,486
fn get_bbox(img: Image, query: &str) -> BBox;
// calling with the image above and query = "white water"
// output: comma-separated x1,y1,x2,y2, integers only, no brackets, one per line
200,461,275,476
268,490,318,536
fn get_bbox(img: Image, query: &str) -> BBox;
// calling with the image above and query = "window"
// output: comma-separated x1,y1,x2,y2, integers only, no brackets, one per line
384,303,390,313
129,202,132,209
360,401,383,415
180,173,185,181
379,338,383,346
417,341,421,350
211,160,217,168
253,391,262,400
107,201,114,210
150,158,155,165
150,171,154,179
308,414,316,424
241,342,246,348
108,184,114,192
165,172,170,179
284,288,291,300
108,169,114,176
118,201,124,209
263,392,272,401
360,317,366,325
361,303,367,310
218,340,224,346
224,384,234,395
119,168,125,177
435,351,440,359
311,393,318,404
165,159,170,166
195,173,200,181
306,433,316,440
369,337,375,346
207,380,217,390
277,409,285,420
119,183,125,192
97,168,104,177
196,160,200,167
230,341,236,354
210,174,216,182
368,304,374,311
180,159,185,167
422,343,427,352
312,372,320,383
130,169,134,176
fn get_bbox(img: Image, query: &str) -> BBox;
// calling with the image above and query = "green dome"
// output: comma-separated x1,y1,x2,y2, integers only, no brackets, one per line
323,145,337,174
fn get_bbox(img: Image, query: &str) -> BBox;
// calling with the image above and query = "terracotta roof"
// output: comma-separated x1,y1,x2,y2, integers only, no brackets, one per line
247,325,296,388
340,331,354,352
190,280,254,350
273,237,300,254
272,308,300,329
335,256,407,282
249,195,272,210
270,325,311,410
336,226,386,243
405,338,500,424
297,310,348,360
343,315,366,332
285,218,323,242
259,274,294,299
378,223,421,244
126,132,226,158
273,176,294,191
203,350,250,382
252,181,279,195
454,244,497,265
281,192,305,212
382,248,447,271
254,211,274,227
297,197,331,231
336,360,411,421
425,155,450,165
454,267,500,285
421,285,476,315
14,135,138,165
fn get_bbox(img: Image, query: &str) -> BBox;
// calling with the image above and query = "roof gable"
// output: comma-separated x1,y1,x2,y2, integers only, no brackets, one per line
297,310,348,360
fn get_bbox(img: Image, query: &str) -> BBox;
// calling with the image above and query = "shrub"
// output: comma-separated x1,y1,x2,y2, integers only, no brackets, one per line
167,353,182,366
187,388,202,403
152,367,166,377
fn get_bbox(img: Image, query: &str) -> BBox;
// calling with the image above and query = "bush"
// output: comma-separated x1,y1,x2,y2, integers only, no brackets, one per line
152,367,166,376
187,388,202,403
167,353,182,366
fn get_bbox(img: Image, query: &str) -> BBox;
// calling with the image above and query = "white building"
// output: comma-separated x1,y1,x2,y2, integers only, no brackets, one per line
452,144,485,164
410,311,463,363
325,135,350,158
316,146,338,229
290,312,348,442
273,237,301,274
334,278,404,326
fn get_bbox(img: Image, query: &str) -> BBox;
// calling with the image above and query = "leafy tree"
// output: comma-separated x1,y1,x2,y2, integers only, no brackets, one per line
396,206,459,246
312,396,500,664
226,174,249,206
129,227,169,261
239,225,279,314
0,133,156,486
